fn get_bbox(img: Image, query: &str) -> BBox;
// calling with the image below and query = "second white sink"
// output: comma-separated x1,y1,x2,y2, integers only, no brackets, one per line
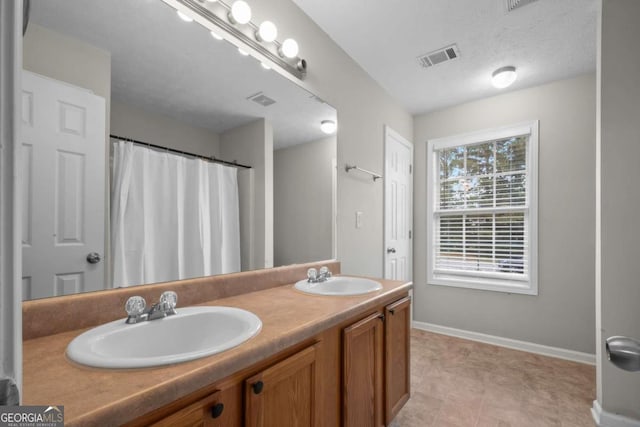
294,276,383,296
66,306,262,369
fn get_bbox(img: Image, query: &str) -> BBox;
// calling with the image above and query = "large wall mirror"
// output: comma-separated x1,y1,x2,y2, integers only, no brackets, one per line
21,0,337,300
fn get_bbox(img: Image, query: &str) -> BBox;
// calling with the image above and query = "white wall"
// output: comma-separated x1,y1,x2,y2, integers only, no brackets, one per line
220,119,274,270
413,74,596,354
274,137,336,266
597,0,640,420
250,0,413,277
110,100,220,158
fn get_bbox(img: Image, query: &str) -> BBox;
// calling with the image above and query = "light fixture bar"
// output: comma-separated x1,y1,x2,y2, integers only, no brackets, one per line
174,0,306,80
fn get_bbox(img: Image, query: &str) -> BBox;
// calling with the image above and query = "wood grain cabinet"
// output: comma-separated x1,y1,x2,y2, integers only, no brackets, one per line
132,293,410,427
384,296,411,424
343,311,385,427
245,344,318,427
343,296,412,427
149,390,227,427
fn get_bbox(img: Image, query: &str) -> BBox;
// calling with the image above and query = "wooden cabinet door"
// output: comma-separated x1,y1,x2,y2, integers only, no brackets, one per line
343,311,384,427
385,296,411,424
150,390,228,427
245,345,318,427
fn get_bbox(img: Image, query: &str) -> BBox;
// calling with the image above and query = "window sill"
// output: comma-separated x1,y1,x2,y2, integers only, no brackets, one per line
427,276,538,295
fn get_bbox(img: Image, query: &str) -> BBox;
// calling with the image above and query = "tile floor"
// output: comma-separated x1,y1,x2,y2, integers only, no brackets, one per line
391,329,596,427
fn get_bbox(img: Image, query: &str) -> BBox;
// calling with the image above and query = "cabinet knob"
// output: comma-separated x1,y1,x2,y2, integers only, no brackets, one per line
210,403,224,419
378,313,385,321
252,380,264,395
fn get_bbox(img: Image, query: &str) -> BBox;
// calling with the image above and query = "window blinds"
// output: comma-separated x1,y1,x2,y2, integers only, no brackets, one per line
434,135,529,279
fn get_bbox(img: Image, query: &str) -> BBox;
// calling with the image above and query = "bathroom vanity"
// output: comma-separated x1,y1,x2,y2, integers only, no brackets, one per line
22,262,412,426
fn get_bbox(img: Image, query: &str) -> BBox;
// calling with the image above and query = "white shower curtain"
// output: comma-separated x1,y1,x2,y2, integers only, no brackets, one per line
111,141,241,287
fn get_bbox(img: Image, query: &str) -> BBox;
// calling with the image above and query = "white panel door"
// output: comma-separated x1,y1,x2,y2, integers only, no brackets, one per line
21,71,106,299
384,126,413,281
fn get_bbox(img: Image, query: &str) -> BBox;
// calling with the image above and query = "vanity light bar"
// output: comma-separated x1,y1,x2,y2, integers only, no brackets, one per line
167,0,307,80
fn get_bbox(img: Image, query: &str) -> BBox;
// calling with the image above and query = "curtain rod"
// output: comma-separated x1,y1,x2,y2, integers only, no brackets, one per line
109,134,252,169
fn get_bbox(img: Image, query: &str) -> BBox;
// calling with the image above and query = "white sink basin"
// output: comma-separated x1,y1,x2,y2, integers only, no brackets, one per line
294,276,383,296
66,306,262,369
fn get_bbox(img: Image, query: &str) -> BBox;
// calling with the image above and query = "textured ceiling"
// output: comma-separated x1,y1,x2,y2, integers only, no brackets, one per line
292,0,598,114
30,0,336,149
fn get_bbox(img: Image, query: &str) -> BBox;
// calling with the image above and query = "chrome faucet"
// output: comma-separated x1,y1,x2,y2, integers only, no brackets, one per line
307,266,332,283
125,291,178,324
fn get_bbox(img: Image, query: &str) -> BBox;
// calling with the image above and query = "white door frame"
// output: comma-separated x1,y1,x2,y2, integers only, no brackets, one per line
0,0,23,401
383,125,413,280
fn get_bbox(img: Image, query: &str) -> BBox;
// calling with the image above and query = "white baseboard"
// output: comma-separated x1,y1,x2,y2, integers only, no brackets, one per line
592,400,640,427
412,321,596,365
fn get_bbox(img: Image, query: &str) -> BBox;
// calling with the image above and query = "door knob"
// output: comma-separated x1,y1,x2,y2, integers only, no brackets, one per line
86,252,101,264
387,247,396,254
606,336,640,372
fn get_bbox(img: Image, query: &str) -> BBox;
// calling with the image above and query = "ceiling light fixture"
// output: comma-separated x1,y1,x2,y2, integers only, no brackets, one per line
238,48,249,56
320,120,337,134
256,21,278,42
261,62,271,70
491,66,517,89
164,0,306,80
229,0,251,24
176,10,193,22
280,38,299,59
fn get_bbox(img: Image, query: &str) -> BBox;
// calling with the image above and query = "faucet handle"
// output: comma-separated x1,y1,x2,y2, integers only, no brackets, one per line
160,291,178,310
125,296,146,316
319,266,331,278
307,268,318,281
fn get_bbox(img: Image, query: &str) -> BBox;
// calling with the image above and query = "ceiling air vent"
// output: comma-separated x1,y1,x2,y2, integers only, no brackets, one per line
417,44,460,68
506,0,539,12
246,92,276,107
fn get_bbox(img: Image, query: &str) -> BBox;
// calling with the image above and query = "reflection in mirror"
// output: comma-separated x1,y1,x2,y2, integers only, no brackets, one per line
21,0,337,300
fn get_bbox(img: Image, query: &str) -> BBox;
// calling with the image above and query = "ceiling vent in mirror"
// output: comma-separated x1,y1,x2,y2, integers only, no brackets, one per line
506,0,539,12
417,44,460,68
247,92,276,107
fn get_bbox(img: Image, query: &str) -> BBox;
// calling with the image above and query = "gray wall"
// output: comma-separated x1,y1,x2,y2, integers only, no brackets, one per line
23,23,111,101
597,0,640,419
110,101,220,158
274,137,336,266
413,74,596,354
220,119,274,270
251,0,413,277
23,23,111,132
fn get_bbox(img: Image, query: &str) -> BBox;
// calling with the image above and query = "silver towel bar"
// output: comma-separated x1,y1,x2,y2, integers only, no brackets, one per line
345,164,383,181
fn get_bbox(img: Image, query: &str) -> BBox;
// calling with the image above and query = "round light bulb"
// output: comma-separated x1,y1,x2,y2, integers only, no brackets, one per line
261,62,271,70
176,10,193,22
280,38,299,58
238,48,249,56
230,1,252,24
258,21,278,42
320,120,337,134
210,30,223,41
491,66,517,89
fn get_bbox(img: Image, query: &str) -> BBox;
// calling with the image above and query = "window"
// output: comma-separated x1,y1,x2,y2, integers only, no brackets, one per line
427,121,538,295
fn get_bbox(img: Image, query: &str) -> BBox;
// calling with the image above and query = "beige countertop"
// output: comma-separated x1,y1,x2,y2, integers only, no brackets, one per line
23,276,412,426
